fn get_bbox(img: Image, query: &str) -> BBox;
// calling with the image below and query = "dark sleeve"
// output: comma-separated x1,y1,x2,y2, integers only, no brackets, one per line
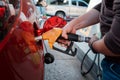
93,3,101,12
104,1,120,54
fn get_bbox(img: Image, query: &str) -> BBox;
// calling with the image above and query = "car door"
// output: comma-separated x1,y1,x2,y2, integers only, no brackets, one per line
76,0,88,16
69,0,78,17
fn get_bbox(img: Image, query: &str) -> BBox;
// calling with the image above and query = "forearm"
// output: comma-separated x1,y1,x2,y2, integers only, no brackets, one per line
92,36,120,56
62,8,100,39
67,9,100,30
93,1,120,57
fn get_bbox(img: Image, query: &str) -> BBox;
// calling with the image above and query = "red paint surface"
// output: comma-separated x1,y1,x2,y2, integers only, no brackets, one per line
0,0,44,80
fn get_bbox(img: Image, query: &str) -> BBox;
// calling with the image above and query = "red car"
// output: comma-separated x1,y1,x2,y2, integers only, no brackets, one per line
0,0,45,80
0,0,67,80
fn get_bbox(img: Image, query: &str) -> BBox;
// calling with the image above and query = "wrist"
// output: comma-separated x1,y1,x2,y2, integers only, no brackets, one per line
89,40,98,54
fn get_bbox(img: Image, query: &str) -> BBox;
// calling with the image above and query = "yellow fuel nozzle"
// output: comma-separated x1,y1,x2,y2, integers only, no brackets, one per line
42,28,62,49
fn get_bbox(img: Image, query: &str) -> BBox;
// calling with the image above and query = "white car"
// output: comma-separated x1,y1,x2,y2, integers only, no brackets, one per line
46,0,88,19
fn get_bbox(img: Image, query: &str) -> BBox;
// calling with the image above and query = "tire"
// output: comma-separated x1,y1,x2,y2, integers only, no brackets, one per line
55,11,65,19
44,53,54,64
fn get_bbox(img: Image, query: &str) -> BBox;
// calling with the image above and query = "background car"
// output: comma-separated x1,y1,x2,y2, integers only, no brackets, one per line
46,0,88,19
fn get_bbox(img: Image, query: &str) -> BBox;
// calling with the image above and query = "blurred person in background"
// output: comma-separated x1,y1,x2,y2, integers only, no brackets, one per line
36,0,47,18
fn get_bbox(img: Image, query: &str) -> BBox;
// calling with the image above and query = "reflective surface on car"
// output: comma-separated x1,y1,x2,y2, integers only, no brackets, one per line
0,0,20,41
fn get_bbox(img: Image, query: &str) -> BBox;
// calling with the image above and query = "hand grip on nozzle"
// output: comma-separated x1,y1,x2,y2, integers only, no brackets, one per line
59,33,91,43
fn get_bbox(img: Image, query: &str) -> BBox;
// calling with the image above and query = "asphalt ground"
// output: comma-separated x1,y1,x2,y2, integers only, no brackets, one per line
44,41,96,80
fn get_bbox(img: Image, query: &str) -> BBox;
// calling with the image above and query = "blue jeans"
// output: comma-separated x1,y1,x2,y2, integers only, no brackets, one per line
101,58,120,80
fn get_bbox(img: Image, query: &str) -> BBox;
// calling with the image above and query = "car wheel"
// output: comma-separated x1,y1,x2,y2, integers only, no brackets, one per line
55,12,65,19
44,53,54,64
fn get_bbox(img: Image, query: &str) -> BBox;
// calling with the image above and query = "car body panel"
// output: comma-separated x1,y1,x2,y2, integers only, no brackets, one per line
0,0,44,80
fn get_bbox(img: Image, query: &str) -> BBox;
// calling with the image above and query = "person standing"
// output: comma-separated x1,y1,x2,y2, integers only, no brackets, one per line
61,0,120,80
36,0,47,17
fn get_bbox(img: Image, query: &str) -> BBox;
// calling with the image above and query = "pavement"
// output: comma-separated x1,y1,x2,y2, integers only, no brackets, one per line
44,41,98,80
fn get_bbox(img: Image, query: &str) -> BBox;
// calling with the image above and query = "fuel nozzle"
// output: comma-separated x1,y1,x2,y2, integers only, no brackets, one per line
54,33,90,56
58,33,91,43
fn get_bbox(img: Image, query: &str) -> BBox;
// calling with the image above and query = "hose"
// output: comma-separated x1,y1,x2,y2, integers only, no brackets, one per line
80,48,102,80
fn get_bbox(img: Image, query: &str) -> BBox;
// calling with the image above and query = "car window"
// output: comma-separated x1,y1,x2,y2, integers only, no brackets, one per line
78,1,88,7
72,1,77,6
49,0,68,5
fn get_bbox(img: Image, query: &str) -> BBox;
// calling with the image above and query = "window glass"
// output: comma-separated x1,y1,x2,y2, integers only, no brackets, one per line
72,1,76,6
78,1,87,7
49,0,68,5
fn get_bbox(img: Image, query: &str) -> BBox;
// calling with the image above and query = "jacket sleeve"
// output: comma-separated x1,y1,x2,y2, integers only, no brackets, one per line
93,3,101,12
104,1,120,54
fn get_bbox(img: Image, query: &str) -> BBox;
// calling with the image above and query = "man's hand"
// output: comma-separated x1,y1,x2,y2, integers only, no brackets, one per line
62,25,76,39
89,34,99,53
57,39,71,47
89,34,99,44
